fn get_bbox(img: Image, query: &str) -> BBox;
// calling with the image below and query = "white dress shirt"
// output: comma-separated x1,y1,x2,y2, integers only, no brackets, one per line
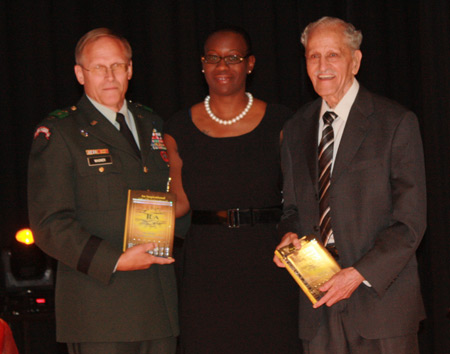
318,79,360,172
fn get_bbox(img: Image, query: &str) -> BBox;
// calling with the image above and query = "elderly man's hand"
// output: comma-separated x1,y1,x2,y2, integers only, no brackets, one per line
273,232,302,268
313,267,364,308
116,243,174,271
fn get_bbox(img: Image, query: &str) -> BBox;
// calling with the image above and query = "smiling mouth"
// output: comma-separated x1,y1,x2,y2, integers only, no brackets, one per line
216,76,232,82
318,73,335,80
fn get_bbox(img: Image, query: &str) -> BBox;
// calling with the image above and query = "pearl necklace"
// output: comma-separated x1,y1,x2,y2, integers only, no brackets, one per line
204,92,253,125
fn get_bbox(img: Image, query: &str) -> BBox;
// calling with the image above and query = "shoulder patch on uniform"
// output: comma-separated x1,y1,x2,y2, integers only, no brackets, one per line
31,125,52,153
34,126,51,140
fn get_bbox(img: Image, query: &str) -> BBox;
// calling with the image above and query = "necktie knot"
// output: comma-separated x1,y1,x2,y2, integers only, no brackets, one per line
322,111,337,126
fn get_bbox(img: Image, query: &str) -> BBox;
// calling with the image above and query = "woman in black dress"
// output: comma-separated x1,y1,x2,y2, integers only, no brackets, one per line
164,26,301,354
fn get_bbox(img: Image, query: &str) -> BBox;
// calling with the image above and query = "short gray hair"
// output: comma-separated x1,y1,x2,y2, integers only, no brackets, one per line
301,17,363,51
75,28,132,65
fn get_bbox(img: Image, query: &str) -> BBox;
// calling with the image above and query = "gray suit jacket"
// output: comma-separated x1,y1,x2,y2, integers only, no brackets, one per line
280,86,426,340
28,95,185,343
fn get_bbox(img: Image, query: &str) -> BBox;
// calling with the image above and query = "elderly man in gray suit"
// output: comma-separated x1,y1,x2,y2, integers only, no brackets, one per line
275,17,426,354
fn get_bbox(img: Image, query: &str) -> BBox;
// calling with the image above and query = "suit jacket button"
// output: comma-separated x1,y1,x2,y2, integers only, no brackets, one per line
313,225,319,232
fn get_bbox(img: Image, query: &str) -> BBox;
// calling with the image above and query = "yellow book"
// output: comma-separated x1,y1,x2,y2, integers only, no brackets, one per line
123,190,176,257
275,235,341,304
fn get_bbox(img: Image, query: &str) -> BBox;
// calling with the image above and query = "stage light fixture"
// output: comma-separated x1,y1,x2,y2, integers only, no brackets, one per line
1,228,53,290
1,229,57,354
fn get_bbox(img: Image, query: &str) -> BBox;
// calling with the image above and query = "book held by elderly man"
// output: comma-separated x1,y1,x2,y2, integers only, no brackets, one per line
275,235,341,304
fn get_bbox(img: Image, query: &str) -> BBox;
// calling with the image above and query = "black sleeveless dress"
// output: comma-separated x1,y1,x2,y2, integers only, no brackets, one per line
165,104,301,354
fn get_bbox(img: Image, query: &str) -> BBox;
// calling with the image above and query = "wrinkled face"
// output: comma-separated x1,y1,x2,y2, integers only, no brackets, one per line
202,31,255,96
74,36,132,111
305,24,362,108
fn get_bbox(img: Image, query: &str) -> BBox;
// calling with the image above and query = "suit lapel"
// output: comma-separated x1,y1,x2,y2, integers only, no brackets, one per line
288,100,321,193
303,105,321,192
76,96,141,159
331,87,373,184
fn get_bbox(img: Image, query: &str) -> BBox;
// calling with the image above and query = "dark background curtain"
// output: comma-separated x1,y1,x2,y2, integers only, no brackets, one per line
0,1,448,353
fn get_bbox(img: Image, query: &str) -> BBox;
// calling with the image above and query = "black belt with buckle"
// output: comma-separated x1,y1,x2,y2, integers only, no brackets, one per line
191,207,282,228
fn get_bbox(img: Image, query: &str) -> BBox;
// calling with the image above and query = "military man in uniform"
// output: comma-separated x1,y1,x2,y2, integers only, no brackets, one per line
28,28,186,354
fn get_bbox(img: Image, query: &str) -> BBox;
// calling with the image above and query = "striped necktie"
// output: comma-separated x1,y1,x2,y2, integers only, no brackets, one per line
318,111,337,247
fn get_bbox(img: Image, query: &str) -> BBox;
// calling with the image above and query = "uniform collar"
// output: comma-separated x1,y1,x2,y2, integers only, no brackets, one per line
86,95,129,128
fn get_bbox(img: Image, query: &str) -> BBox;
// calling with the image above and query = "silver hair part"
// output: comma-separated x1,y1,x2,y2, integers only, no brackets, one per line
301,16,363,51
75,28,132,65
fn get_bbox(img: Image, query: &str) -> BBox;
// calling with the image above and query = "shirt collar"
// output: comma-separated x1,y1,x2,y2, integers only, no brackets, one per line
86,95,129,126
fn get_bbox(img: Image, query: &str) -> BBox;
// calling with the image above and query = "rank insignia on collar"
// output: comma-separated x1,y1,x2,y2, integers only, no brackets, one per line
151,129,167,150
34,126,51,140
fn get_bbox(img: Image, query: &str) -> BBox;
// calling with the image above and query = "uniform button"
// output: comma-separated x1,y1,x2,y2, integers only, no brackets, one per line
99,167,104,173
143,166,148,173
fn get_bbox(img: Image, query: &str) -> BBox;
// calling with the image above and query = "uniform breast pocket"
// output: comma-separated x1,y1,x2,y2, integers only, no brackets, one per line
75,156,127,211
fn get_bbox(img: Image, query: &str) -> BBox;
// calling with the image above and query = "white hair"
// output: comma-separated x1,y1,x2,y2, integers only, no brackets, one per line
301,16,363,51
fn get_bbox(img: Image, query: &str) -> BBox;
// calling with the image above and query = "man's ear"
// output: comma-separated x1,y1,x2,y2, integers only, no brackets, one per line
352,50,362,75
127,60,133,80
74,65,85,85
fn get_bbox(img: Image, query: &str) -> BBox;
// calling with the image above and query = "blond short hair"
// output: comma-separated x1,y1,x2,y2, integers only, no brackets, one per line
75,28,132,65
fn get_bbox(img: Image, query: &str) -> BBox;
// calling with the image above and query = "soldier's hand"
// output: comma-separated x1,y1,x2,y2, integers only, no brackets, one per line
273,232,302,268
116,243,175,271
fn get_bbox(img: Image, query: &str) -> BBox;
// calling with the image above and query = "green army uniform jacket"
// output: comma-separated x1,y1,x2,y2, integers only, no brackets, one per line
28,95,180,343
